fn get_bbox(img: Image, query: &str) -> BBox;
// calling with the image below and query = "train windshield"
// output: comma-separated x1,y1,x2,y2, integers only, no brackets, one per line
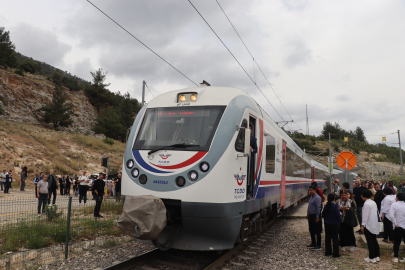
133,106,226,152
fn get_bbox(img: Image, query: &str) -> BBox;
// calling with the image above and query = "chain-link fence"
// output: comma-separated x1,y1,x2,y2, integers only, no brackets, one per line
0,194,123,270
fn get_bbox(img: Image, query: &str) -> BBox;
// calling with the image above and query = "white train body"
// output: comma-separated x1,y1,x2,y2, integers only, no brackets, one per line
122,86,329,250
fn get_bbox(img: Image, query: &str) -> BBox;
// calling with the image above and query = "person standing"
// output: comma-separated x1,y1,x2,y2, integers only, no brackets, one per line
59,175,64,195
65,175,71,195
4,171,11,194
33,173,41,198
336,191,357,252
37,175,49,215
306,185,322,250
93,173,105,218
78,171,89,206
113,173,122,202
353,179,367,234
361,189,380,263
47,170,58,206
380,188,396,243
388,181,397,195
333,179,341,199
0,169,6,192
380,179,387,190
322,193,341,257
20,170,26,191
390,193,405,263
106,180,113,197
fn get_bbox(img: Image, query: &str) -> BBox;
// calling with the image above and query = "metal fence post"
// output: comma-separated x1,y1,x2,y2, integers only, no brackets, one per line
65,196,72,260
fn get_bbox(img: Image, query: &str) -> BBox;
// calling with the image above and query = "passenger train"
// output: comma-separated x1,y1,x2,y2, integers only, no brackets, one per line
121,84,332,250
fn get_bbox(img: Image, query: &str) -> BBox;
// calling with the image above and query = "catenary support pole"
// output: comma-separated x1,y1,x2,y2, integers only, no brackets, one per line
329,133,332,194
65,196,72,259
142,80,146,106
399,130,404,181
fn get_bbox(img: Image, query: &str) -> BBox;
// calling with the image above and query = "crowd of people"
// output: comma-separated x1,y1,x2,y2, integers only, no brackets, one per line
1,167,122,218
307,177,405,264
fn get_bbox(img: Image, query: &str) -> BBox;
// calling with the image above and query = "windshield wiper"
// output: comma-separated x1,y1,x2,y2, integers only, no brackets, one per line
147,143,200,155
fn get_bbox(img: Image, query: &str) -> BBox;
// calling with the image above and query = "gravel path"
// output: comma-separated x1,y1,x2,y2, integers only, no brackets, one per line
38,237,155,270
38,218,401,270
221,218,398,270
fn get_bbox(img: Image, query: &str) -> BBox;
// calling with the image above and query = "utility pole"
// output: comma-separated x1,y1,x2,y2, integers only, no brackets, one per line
328,133,332,194
306,105,309,136
399,130,404,181
142,80,146,106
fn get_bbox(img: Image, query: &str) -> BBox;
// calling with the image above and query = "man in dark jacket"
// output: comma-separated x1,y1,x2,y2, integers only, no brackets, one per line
93,173,105,218
47,170,58,206
59,175,65,195
353,179,367,234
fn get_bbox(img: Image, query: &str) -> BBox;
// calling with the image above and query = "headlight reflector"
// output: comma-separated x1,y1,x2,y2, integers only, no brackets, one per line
131,168,139,178
200,162,210,172
188,170,198,181
179,95,186,102
176,176,186,187
126,159,134,169
139,174,147,184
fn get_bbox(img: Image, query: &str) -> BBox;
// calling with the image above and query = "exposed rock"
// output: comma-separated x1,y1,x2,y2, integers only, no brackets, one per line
0,69,98,135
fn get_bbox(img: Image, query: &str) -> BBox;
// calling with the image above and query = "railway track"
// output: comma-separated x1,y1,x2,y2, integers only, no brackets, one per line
102,217,279,270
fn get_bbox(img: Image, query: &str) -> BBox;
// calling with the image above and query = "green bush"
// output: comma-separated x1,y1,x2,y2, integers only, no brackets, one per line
14,69,24,77
103,138,114,145
44,205,63,221
333,143,340,152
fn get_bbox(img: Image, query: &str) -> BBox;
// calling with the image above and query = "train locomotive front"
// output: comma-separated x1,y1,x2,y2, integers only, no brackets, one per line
121,85,327,250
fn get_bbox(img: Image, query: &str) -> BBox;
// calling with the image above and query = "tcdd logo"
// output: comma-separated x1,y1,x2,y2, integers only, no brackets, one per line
159,153,172,160
233,167,246,186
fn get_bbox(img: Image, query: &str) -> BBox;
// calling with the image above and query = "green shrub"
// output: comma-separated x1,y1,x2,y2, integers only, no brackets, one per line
103,138,114,145
333,144,340,152
14,69,24,77
44,205,63,221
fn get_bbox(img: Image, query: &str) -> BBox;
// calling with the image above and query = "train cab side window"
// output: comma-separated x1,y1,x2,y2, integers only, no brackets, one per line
235,119,248,152
265,134,275,173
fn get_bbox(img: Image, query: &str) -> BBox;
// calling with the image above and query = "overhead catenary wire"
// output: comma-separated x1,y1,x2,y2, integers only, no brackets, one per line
216,0,302,131
86,0,198,87
187,0,284,122
145,83,155,98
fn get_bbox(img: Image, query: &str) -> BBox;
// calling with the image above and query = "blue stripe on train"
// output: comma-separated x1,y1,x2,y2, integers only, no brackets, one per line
254,182,325,199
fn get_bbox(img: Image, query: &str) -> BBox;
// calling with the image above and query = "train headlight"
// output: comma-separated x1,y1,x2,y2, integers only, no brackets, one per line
176,176,186,187
179,95,186,102
190,94,197,101
188,170,198,181
139,174,147,184
199,161,210,172
131,168,139,178
126,159,134,169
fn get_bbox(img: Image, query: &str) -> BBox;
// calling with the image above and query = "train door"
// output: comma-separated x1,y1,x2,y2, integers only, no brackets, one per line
247,116,256,199
280,140,286,207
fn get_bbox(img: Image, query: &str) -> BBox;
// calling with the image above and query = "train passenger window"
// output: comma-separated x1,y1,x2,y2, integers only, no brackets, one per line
286,148,294,177
265,134,275,173
235,119,248,152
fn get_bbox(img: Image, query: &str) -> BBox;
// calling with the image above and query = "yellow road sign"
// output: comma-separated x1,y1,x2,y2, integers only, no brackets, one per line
344,137,348,142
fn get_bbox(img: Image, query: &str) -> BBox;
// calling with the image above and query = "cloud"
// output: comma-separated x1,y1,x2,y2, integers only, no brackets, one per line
11,23,71,65
284,38,313,68
335,95,350,102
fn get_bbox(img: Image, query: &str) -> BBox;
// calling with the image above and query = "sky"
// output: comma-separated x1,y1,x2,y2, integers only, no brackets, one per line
1,0,405,148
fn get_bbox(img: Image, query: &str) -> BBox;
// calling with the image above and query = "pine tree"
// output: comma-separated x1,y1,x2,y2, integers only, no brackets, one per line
0,27,18,68
40,85,73,130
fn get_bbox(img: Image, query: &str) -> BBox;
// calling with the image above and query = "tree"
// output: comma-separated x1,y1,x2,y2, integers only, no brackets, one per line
93,106,124,139
0,27,18,68
321,122,342,139
84,68,112,111
40,85,73,130
20,58,42,74
355,126,366,142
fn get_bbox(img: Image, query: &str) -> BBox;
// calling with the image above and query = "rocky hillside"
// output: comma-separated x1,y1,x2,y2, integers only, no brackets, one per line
0,120,125,184
0,67,97,135
307,140,402,180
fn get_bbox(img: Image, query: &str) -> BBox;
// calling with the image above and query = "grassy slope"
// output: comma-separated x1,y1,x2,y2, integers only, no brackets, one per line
0,120,125,185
